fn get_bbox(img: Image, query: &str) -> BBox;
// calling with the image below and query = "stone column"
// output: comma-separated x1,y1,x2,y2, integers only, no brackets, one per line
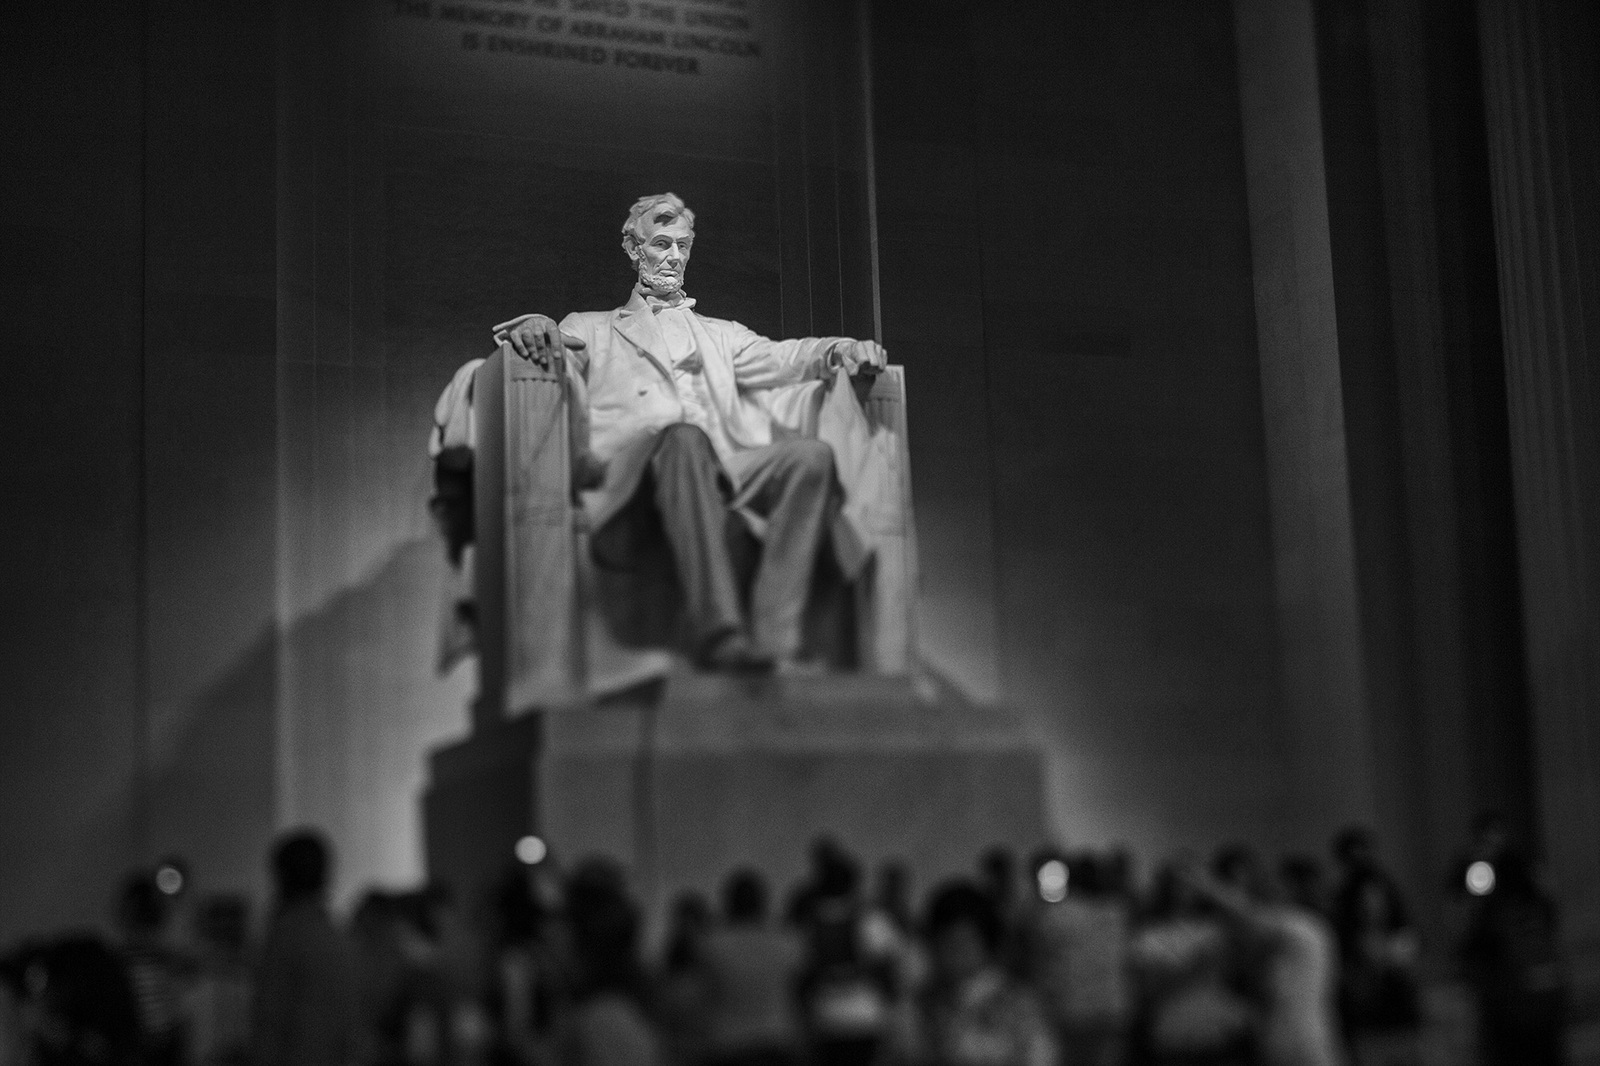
1232,0,1380,843
1477,0,1600,1044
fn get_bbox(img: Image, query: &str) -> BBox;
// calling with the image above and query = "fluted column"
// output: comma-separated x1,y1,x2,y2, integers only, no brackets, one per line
1232,0,1381,847
1477,0,1600,1038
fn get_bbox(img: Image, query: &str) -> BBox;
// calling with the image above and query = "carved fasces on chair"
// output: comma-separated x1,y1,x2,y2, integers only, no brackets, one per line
472,345,583,723
856,367,919,674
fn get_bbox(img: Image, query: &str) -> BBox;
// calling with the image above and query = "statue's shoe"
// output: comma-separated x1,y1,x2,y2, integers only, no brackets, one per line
774,656,828,678
696,631,775,675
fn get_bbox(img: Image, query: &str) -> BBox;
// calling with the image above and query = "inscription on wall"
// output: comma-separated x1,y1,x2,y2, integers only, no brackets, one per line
389,0,763,76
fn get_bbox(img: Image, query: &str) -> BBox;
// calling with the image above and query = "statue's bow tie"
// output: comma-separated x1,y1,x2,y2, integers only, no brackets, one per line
645,292,696,313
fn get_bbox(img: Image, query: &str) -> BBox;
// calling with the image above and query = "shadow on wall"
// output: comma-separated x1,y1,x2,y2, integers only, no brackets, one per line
11,537,473,944
271,536,474,904
3,634,275,944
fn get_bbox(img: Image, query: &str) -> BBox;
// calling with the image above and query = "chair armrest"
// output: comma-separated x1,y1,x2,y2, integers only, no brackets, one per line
471,344,584,721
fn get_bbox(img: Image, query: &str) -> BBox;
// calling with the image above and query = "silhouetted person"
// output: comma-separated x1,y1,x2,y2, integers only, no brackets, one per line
154,856,198,956
483,868,563,1066
253,829,357,1066
1331,828,1411,943
870,861,915,940
1328,828,1417,1065
190,895,253,1066
1102,847,1137,905
0,965,22,1065
398,881,492,1066
116,873,191,1065
1018,849,1131,1066
1129,858,1256,1066
1459,851,1567,1066
697,869,803,1066
1197,850,1343,1066
792,844,890,1066
862,860,924,1005
2,935,143,1066
978,846,1023,959
349,891,411,1066
784,837,855,929
657,890,715,1065
558,858,663,1066
663,891,713,976
1278,857,1328,919
914,880,1055,1066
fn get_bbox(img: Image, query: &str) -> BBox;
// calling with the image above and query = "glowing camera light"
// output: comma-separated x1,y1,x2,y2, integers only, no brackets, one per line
1037,859,1069,903
155,865,185,896
515,835,548,866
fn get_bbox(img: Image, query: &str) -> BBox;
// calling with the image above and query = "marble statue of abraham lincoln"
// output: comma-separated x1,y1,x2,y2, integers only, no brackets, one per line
494,192,888,673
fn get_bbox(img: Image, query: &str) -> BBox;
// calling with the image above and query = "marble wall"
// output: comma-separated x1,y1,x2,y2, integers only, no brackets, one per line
872,0,1291,859
0,0,148,941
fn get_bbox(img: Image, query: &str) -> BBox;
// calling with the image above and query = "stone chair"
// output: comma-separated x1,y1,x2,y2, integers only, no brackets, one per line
422,341,1044,916
439,342,922,721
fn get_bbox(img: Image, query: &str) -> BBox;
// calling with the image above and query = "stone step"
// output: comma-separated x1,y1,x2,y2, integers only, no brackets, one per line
547,668,1034,754
424,669,1049,920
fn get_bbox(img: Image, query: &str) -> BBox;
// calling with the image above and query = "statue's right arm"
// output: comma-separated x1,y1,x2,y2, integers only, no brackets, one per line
484,313,602,489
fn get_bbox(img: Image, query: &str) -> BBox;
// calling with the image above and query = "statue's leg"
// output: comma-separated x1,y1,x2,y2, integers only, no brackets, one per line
647,424,746,657
732,438,837,660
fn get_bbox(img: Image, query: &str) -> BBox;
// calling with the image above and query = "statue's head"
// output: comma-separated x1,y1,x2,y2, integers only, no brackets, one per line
621,192,696,296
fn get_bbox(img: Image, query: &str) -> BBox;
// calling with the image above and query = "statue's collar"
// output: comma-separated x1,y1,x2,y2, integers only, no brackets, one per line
631,283,695,314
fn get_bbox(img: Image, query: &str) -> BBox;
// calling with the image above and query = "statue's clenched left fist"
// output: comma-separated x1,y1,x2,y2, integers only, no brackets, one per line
832,339,889,377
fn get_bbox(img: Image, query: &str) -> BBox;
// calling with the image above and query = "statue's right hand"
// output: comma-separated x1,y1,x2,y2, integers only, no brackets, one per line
492,314,586,368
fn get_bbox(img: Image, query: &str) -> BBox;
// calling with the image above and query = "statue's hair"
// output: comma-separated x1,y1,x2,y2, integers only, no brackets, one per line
621,192,695,258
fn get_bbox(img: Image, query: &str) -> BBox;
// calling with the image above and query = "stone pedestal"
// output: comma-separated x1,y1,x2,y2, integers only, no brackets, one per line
422,671,1047,915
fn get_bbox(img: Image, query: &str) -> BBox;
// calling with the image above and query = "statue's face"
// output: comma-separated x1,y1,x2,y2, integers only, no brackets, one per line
633,216,694,295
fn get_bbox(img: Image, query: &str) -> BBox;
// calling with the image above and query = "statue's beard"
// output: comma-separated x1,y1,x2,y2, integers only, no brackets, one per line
638,263,685,295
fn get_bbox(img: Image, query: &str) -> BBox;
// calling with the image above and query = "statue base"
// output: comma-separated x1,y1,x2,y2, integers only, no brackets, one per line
422,670,1048,915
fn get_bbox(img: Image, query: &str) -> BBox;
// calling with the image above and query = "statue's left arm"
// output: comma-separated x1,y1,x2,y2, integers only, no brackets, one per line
725,321,888,390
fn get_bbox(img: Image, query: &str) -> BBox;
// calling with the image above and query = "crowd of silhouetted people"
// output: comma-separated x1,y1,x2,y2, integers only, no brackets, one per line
0,814,1569,1066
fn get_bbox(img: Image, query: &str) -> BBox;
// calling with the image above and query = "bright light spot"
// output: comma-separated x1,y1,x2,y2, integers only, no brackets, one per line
1466,860,1496,897
155,865,185,896
1038,859,1068,903
515,836,547,866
